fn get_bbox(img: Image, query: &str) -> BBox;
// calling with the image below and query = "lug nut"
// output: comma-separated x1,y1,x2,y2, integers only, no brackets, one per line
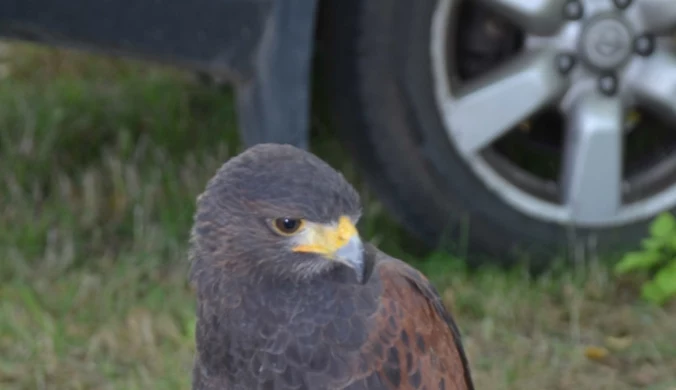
555,53,577,75
613,0,632,9
598,74,618,96
563,0,584,20
634,35,656,56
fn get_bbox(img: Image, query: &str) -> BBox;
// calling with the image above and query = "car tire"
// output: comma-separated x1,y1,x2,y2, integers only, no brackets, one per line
317,0,657,268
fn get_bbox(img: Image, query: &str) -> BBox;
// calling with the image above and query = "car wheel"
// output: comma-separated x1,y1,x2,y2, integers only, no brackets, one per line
318,0,676,267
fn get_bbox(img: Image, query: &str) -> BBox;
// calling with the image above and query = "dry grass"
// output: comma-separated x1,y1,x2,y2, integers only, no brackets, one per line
0,42,674,390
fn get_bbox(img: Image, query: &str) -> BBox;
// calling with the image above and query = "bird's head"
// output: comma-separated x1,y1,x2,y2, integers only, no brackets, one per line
190,143,366,284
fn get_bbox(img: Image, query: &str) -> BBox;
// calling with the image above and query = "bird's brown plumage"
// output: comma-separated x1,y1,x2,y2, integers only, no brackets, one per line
345,253,473,390
189,143,474,390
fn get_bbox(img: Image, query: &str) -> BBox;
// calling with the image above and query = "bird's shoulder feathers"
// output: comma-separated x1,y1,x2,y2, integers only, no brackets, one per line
341,247,474,390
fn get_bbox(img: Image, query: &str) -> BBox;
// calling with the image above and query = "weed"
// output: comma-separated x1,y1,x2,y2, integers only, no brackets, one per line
615,212,676,305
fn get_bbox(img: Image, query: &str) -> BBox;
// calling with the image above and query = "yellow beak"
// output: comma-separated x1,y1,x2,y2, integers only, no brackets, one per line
292,216,359,256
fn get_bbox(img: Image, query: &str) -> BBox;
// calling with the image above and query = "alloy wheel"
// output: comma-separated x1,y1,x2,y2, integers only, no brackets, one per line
432,0,676,227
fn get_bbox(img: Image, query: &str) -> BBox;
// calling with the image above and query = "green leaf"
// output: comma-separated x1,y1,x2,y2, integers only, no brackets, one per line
653,262,676,301
641,280,668,305
614,251,662,274
650,212,676,239
641,236,664,251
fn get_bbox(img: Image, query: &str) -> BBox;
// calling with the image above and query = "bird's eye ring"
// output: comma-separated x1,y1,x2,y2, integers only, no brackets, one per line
271,218,304,235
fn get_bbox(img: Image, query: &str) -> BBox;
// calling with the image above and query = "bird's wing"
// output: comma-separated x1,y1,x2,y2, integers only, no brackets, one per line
343,248,474,390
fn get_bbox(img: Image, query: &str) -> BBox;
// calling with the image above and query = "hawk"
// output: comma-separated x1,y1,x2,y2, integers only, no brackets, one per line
189,143,474,390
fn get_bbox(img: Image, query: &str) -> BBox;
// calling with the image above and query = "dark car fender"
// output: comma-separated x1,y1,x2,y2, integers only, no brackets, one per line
235,0,319,149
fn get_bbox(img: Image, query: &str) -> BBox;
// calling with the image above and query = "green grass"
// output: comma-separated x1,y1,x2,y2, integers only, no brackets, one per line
0,42,674,390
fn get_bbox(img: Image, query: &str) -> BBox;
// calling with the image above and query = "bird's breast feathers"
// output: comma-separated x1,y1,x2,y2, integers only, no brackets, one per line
194,248,473,390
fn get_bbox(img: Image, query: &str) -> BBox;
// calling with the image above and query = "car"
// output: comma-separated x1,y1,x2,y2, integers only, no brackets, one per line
3,0,675,267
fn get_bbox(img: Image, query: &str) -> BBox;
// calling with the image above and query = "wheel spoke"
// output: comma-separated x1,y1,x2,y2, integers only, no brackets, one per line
628,51,676,122
474,0,568,35
637,0,676,34
561,92,624,224
443,50,569,156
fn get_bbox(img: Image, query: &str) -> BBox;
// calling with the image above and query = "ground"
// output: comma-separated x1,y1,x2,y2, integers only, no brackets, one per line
0,43,674,390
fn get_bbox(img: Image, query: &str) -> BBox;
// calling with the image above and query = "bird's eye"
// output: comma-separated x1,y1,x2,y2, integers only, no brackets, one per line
272,218,304,235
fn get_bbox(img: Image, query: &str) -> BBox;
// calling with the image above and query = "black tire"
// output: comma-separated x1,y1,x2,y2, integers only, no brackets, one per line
317,0,653,268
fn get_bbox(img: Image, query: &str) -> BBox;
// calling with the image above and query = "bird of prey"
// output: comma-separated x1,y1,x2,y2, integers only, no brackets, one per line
189,143,474,390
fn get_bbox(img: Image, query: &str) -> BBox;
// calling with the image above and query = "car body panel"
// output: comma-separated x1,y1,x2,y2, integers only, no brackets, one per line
0,0,318,147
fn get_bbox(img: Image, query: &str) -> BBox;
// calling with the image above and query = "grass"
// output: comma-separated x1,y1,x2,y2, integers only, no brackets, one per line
0,42,674,390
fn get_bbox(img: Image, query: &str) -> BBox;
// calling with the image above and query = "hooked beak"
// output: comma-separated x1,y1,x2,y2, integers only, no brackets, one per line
334,234,365,282
292,216,365,282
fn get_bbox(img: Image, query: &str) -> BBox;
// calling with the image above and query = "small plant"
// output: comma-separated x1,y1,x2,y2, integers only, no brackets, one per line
614,212,676,305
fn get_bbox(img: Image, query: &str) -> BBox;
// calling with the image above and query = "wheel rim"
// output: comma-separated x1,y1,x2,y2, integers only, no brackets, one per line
431,0,676,227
